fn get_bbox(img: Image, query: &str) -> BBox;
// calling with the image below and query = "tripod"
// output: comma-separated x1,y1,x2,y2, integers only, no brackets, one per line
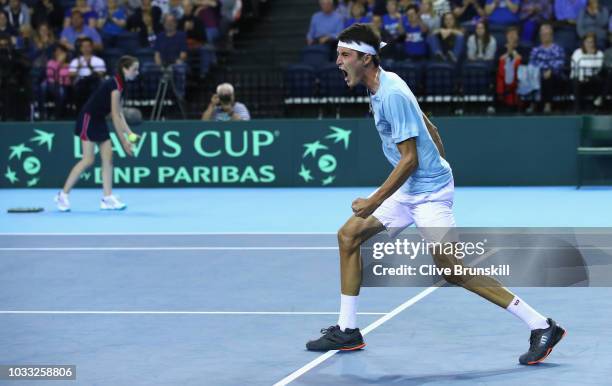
150,66,187,120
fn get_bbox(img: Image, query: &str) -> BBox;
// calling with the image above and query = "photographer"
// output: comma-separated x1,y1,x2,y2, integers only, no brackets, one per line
201,82,250,121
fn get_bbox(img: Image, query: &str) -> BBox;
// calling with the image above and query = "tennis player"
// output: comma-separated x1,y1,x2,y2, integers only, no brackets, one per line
306,24,566,365
55,56,139,212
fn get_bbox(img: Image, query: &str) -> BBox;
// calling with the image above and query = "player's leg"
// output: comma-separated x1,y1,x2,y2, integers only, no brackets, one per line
55,140,96,212
99,139,113,197
62,140,96,194
413,183,565,364
99,139,127,210
306,214,385,351
307,193,412,351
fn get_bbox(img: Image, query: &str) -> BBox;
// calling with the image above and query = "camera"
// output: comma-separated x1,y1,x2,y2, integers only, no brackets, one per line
218,94,232,104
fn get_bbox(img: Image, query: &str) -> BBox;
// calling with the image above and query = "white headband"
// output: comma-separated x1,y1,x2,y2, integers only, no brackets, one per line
337,40,387,55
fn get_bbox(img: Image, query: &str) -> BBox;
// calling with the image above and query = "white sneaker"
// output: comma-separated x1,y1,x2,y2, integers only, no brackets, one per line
100,195,127,210
54,191,70,212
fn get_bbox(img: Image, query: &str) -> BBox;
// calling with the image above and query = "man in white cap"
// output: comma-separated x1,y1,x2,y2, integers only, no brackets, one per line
306,23,565,366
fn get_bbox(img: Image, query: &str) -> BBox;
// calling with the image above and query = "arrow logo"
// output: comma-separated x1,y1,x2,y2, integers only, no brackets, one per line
9,143,33,160
325,126,351,149
29,129,55,151
302,141,328,158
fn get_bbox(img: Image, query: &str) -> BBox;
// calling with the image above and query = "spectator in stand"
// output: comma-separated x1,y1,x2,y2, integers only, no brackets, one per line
152,0,169,14
154,13,187,97
69,37,106,111
31,0,64,32
336,0,350,21
485,0,520,28
571,33,604,109
467,20,496,60
0,10,16,42
420,0,441,33
15,23,35,57
0,33,31,120
372,13,393,43
364,0,376,17
201,82,250,121
219,0,241,45
195,0,220,44
398,0,416,13
451,0,485,30
602,31,612,104
63,0,97,29
167,0,184,20
40,44,71,118
88,0,107,16
496,26,522,107
127,0,162,47
432,0,453,16
4,0,30,31
123,0,143,17
401,4,429,60
97,0,127,44
519,0,552,43
428,11,465,62
554,0,586,25
60,10,103,51
32,22,56,67
383,0,405,40
306,0,343,49
577,0,609,48
528,23,566,113
345,2,371,28
180,0,205,48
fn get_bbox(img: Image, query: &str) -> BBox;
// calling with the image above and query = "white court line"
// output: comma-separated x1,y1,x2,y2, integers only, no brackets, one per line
0,311,386,316
0,247,338,251
0,232,337,236
273,248,500,386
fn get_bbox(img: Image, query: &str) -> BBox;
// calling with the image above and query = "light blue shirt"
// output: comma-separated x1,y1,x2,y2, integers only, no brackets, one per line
370,68,453,195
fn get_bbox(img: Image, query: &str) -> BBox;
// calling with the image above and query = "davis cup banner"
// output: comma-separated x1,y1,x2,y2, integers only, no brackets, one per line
0,120,388,188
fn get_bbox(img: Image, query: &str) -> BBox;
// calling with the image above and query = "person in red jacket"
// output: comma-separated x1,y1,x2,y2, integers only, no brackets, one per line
496,26,522,109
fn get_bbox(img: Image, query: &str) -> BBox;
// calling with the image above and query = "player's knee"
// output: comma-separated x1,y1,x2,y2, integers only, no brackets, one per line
81,156,95,168
337,225,361,250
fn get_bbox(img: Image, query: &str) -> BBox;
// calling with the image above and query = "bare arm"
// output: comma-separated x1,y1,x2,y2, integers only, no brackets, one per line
111,90,134,156
422,113,445,158
352,139,418,218
505,0,519,13
485,0,497,15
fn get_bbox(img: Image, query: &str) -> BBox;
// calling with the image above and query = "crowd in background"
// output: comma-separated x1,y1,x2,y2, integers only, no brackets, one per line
0,0,243,120
306,0,612,113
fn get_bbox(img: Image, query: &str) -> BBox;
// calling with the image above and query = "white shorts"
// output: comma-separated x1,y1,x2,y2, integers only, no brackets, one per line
371,180,456,242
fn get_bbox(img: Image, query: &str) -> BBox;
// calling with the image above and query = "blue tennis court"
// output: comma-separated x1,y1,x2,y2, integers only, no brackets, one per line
1,187,611,385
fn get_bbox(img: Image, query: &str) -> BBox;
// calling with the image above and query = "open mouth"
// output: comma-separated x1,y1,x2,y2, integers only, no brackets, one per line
340,69,348,84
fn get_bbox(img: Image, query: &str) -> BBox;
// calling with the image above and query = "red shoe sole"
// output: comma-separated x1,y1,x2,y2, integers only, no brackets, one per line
339,343,366,351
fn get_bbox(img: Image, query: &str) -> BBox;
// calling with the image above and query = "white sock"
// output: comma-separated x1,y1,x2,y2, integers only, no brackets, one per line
59,191,68,198
506,296,549,330
337,294,358,331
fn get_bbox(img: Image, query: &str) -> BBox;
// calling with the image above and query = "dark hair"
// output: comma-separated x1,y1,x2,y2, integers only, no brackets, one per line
505,25,519,35
76,36,93,53
540,22,554,33
581,32,596,52
338,23,381,66
441,12,458,29
406,4,418,13
116,55,138,83
475,20,491,55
